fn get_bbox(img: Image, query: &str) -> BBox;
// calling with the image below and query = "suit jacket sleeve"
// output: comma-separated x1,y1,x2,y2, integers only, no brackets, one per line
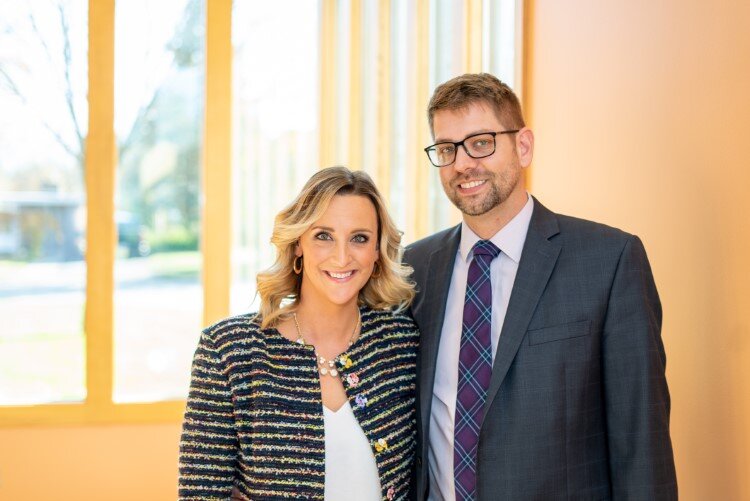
602,235,677,499
178,330,239,499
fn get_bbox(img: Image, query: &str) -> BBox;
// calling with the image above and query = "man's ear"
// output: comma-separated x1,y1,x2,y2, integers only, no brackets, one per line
516,127,534,168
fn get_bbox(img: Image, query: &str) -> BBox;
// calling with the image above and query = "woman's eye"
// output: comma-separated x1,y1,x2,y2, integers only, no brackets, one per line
314,232,332,241
352,234,369,244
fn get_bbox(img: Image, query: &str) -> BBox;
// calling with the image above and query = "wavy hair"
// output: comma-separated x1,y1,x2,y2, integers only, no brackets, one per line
255,167,415,328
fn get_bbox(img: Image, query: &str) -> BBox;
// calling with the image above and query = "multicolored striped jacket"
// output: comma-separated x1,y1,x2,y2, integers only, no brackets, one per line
178,307,419,500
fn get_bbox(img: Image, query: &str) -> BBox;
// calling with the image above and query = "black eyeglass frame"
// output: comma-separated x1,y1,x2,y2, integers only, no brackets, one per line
423,129,520,167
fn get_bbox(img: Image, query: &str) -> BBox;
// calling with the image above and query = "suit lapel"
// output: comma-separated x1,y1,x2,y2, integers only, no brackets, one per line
418,224,461,441
483,199,561,416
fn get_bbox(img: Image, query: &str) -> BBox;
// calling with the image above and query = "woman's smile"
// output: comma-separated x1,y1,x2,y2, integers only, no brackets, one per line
324,269,356,281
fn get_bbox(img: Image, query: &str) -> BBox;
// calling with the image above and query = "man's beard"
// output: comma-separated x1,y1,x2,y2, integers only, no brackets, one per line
443,163,520,216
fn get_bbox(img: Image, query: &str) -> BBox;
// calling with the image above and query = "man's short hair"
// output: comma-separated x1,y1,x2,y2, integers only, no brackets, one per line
427,73,525,135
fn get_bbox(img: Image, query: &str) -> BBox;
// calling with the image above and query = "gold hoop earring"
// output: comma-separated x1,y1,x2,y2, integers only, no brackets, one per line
293,256,303,275
370,261,381,279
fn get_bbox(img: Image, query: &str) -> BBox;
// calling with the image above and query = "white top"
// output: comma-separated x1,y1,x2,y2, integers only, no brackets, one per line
324,401,382,501
428,194,534,501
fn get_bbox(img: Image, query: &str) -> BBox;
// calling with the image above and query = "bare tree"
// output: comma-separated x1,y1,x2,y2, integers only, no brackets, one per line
0,0,177,174
0,2,84,166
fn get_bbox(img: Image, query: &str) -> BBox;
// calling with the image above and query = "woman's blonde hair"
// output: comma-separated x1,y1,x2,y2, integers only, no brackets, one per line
255,166,415,328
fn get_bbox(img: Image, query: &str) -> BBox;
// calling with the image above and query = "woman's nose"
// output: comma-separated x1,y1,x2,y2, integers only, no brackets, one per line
332,240,350,265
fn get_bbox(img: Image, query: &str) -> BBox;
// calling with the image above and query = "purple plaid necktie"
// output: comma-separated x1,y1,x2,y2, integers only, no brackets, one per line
454,239,500,501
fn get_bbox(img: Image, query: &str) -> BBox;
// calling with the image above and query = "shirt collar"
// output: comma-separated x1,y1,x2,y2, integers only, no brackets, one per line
458,193,534,264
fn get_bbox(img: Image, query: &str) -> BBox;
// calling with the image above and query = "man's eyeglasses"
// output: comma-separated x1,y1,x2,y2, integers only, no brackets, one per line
423,130,520,167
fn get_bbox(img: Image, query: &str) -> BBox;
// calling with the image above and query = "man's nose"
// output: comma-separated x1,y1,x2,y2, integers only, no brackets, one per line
453,145,477,173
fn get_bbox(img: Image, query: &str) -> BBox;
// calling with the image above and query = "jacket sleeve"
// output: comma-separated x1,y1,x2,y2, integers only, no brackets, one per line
602,235,677,499
178,330,239,500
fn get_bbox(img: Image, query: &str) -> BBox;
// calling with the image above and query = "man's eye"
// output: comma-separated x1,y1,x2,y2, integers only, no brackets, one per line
438,145,455,155
472,138,491,149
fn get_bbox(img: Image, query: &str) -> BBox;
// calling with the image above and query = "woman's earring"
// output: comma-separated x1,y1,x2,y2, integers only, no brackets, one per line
370,261,381,279
293,256,303,275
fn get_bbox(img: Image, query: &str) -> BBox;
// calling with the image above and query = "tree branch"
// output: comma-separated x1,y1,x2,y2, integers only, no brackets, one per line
57,2,84,159
27,10,55,66
1,3,84,165
118,85,163,161
0,66,23,97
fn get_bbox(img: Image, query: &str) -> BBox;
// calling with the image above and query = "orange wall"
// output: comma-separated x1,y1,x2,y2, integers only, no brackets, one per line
0,425,181,500
526,0,750,499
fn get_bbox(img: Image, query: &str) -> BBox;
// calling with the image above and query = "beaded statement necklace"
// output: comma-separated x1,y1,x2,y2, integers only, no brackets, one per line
293,311,360,378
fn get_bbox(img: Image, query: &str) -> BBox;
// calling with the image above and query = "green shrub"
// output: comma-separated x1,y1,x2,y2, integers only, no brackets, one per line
146,227,198,252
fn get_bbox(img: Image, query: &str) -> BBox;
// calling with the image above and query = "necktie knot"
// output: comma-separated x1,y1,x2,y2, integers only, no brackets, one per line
472,239,500,259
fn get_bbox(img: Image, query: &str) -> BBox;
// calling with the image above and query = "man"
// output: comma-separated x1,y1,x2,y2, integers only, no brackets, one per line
403,73,677,500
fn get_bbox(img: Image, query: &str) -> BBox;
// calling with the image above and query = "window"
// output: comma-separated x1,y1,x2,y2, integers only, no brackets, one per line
113,0,205,403
0,0,522,424
0,0,88,406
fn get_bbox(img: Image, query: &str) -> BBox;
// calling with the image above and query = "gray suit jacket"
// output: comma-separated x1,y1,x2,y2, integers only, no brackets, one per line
403,198,677,500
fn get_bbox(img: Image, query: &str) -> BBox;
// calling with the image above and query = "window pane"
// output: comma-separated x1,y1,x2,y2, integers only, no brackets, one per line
359,0,380,177
0,0,88,405
389,0,413,237
114,0,205,402
231,1,320,315
483,0,517,85
427,0,466,234
429,0,466,91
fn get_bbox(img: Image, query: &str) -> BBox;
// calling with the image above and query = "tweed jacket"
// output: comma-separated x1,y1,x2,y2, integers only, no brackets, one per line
178,306,419,500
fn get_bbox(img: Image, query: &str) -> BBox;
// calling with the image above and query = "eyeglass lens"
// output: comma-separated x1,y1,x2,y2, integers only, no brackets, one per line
428,133,496,167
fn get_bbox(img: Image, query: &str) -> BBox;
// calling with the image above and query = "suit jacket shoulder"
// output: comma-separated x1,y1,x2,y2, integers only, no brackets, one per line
403,201,639,283
555,211,632,242
545,209,657,281
405,224,460,258
553,211,635,254
403,224,460,291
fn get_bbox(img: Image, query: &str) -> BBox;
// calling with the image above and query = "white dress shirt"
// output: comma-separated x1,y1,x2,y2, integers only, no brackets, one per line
324,401,382,500
428,194,534,501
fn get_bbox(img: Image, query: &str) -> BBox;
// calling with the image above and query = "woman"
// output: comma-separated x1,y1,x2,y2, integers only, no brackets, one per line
178,167,418,500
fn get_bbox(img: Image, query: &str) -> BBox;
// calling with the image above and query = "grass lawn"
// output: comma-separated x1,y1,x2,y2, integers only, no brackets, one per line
0,330,86,405
0,250,201,405
145,250,201,280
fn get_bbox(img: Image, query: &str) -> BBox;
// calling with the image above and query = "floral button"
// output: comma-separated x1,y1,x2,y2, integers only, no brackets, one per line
345,373,360,387
337,354,353,369
354,395,367,410
374,438,388,452
387,486,395,500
